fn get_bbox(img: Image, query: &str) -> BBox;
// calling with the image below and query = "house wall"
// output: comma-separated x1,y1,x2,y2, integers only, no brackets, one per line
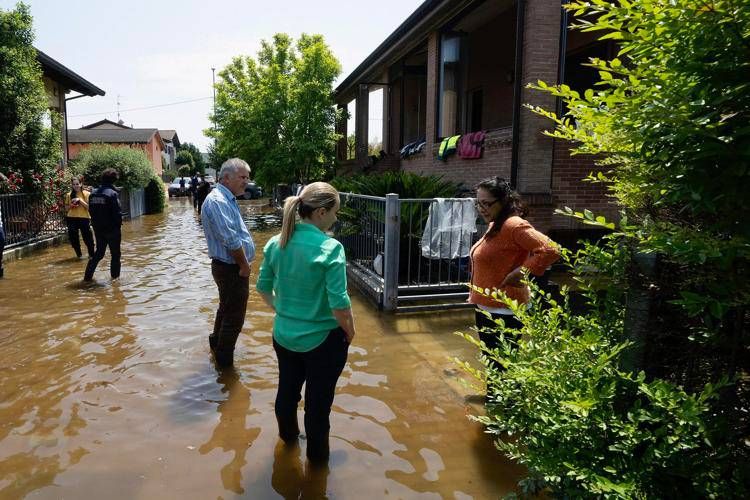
516,0,560,197
42,76,65,112
148,137,163,175
42,76,68,164
551,141,618,227
401,127,513,192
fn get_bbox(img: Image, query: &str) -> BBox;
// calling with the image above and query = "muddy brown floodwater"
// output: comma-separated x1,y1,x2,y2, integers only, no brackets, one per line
0,197,523,499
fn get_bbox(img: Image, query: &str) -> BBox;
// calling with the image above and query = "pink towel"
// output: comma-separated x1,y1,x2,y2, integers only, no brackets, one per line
457,131,486,159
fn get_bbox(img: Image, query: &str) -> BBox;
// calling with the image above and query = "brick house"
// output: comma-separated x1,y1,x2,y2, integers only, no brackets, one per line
335,0,616,237
68,122,165,176
36,50,106,165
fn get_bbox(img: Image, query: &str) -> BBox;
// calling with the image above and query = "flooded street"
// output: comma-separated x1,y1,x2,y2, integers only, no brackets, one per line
0,198,522,499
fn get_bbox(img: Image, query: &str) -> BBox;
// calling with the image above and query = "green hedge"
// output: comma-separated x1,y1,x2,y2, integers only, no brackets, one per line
71,144,152,190
145,175,166,214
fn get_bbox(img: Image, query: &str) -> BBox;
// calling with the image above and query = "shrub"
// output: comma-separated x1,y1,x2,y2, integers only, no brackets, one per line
71,144,152,190
458,239,740,498
458,0,750,496
144,175,166,214
330,171,461,198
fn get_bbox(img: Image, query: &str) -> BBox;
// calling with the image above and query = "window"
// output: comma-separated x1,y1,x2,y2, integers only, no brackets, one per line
436,2,517,138
438,33,463,138
396,48,428,147
368,88,384,155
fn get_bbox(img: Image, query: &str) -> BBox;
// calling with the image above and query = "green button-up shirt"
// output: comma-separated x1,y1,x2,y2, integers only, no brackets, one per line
256,223,351,352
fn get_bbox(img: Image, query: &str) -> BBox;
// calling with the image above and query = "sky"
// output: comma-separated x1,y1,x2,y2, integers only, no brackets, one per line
3,0,424,151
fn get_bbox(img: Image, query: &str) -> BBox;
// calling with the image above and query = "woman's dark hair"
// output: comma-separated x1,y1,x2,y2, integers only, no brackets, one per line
70,175,84,200
475,177,527,236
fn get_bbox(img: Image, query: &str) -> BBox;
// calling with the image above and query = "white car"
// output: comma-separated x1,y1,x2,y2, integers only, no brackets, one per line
168,177,192,197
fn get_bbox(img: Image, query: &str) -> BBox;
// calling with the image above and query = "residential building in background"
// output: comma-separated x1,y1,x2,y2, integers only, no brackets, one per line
336,0,615,240
36,49,106,165
68,124,165,176
159,130,181,170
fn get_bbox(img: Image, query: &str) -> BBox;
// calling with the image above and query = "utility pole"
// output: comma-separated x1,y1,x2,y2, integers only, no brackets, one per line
211,67,216,131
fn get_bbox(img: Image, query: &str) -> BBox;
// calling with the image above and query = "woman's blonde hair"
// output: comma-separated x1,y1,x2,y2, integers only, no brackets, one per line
279,182,340,248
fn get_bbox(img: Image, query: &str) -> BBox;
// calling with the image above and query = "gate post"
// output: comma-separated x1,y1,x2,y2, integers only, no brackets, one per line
383,193,400,311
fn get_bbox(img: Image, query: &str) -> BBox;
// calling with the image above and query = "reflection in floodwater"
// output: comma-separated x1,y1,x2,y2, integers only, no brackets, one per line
198,368,260,494
271,441,330,499
0,197,523,498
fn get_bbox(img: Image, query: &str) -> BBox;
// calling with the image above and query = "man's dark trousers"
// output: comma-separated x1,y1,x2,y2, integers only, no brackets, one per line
84,229,121,280
273,327,349,460
210,259,250,366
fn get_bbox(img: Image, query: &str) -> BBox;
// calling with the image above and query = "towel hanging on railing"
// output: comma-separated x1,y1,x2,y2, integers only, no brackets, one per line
420,198,477,259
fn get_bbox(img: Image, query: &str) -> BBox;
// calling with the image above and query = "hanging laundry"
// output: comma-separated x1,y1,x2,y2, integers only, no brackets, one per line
420,198,477,259
400,138,426,159
437,135,461,161
457,131,486,159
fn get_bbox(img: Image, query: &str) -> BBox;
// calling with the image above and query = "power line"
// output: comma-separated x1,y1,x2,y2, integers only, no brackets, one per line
68,96,213,118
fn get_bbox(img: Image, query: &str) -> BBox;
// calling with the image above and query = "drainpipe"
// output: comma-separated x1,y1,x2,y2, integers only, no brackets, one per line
64,93,88,166
556,1,569,118
552,0,570,191
510,0,526,190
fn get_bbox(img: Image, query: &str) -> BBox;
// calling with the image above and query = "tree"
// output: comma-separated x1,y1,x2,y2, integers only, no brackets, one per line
207,142,228,172
346,134,355,160
178,142,205,174
71,145,152,190
460,0,750,497
0,3,63,198
206,33,342,186
175,150,194,169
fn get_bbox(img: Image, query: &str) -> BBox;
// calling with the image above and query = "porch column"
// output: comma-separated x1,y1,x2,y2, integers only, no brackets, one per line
336,103,347,161
516,0,561,194
381,82,390,153
356,84,369,167
424,31,440,153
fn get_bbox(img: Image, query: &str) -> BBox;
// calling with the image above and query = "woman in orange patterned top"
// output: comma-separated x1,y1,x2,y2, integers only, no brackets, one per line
469,177,560,368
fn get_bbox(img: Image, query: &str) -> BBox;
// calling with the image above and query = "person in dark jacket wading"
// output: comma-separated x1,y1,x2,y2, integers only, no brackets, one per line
84,168,123,281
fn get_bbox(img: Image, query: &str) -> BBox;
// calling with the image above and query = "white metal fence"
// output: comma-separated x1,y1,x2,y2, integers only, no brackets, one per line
334,192,484,312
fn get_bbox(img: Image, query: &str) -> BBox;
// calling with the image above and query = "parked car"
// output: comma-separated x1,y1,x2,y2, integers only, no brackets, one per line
168,177,192,197
237,181,263,200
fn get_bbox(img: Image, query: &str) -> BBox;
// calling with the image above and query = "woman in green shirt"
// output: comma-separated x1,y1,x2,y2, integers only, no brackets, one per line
256,182,356,463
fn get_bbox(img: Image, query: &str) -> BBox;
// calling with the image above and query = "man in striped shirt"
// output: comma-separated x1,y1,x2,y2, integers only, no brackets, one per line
201,158,255,368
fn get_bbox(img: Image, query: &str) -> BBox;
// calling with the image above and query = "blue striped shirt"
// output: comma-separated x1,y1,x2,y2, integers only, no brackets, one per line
201,183,255,264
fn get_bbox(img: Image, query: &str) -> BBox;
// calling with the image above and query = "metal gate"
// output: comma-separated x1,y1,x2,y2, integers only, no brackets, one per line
334,192,483,312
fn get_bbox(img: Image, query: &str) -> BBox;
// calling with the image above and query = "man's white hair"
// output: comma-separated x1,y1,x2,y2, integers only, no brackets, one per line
218,158,250,181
